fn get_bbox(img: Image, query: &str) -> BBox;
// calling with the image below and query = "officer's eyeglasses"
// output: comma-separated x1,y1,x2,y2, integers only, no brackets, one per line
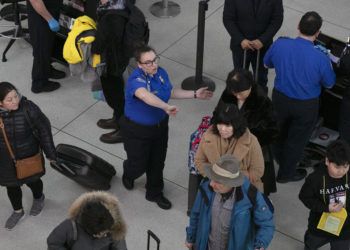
139,56,160,67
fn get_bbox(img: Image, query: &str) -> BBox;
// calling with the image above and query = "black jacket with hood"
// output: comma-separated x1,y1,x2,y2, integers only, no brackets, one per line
299,164,350,239
47,191,127,250
0,97,56,186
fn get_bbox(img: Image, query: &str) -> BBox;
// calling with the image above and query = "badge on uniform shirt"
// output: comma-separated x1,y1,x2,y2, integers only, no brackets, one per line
159,75,165,84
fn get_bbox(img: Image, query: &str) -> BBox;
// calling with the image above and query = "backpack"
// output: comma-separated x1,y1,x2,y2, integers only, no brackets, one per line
123,0,150,58
199,179,274,214
187,116,212,175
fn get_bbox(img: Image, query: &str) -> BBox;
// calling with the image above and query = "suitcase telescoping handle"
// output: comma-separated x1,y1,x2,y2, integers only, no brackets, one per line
147,230,160,250
243,49,260,84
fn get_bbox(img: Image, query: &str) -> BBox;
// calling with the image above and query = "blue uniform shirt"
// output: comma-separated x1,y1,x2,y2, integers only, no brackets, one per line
264,37,336,100
124,67,173,125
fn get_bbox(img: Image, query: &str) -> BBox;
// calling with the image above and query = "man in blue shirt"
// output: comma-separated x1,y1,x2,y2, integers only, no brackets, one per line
264,11,336,183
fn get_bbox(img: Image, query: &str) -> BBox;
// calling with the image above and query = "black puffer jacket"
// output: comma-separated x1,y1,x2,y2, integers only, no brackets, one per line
0,97,56,186
216,84,279,146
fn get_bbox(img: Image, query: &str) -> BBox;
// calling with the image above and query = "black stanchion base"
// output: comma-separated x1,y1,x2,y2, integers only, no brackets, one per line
181,75,216,92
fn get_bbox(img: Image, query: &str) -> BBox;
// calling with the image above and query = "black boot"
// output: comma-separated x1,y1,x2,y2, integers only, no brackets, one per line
99,130,123,144
97,117,118,129
49,65,66,79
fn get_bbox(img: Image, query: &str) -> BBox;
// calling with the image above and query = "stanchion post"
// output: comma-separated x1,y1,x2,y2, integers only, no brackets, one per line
181,0,215,91
150,0,181,18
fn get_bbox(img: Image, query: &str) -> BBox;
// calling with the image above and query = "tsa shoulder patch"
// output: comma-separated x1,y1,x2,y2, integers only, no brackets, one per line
135,77,146,83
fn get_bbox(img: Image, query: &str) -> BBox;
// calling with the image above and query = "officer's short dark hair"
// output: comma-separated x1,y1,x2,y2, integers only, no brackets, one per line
134,44,156,62
299,11,322,36
326,140,350,167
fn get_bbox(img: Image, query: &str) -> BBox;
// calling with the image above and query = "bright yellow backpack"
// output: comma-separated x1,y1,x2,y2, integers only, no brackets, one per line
63,15,97,64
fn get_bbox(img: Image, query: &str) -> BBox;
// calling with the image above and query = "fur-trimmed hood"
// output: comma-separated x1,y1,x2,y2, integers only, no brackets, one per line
68,191,127,241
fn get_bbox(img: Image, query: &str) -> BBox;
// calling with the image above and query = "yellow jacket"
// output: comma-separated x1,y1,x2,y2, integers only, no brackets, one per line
63,15,97,64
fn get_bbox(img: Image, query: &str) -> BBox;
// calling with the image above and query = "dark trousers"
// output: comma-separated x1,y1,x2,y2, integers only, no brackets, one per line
27,2,59,89
272,89,319,178
232,46,268,88
100,74,125,123
261,145,277,195
339,90,350,145
120,116,169,199
6,178,43,211
187,174,203,214
304,230,350,250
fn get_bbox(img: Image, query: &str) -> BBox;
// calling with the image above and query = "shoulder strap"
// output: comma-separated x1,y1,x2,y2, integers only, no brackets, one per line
22,101,40,140
0,117,16,161
199,178,210,205
67,220,78,248
247,184,258,209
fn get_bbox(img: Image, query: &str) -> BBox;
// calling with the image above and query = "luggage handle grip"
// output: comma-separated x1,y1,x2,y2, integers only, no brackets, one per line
243,49,260,84
147,230,160,250
51,161,77,176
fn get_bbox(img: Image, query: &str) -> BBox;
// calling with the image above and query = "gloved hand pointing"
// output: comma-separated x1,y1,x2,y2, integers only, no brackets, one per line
48,18,60,32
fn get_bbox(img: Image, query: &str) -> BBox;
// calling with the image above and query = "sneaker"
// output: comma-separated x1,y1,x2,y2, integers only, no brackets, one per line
30,194,45,216
31,81,60,93
49,66,66,79
5,210,24,230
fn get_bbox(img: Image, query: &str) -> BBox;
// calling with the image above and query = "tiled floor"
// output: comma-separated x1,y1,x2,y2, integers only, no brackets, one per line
0,0,349,249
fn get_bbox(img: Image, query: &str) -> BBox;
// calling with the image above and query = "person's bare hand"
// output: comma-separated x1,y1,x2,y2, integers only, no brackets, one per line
196,87,213,100
165,105,179,116
248,171,258,183
329,202,343,212
185,241,193,249
241,39,254,50
251,39,263,50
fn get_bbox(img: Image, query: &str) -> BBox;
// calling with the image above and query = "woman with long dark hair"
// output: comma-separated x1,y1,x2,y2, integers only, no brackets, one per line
195,102,265,191
0,82,56,230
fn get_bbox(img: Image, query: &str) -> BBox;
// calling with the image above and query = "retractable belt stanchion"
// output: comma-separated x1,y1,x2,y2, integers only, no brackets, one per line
181,0,215,91
150,0,180,18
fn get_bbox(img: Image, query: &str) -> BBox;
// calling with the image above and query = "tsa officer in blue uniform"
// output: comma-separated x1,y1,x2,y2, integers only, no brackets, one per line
120,45,213,210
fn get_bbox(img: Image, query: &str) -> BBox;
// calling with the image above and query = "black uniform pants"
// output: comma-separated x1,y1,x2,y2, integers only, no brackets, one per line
100,74,125,124
272,89,319,178
6,178,43,210
232,46,268,88
120,116,169,199
26,1,60,90
304,230,350,250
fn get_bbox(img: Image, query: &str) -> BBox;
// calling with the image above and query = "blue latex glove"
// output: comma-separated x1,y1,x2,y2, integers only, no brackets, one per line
48,18,60,32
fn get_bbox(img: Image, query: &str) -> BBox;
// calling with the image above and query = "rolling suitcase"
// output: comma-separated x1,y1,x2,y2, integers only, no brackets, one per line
50,144,116,190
